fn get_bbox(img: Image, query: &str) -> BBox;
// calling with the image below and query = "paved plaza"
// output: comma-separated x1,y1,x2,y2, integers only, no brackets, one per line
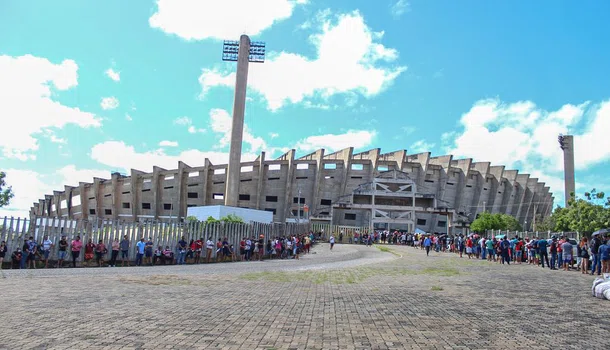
0,243,608,350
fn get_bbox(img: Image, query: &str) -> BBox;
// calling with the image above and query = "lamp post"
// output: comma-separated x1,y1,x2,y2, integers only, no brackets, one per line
221,36,266,207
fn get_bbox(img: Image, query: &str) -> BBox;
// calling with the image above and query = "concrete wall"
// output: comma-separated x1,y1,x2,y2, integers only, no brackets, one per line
30,148,554,229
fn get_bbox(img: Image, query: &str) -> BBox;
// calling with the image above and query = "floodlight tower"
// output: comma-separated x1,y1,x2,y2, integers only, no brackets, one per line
221,35,266,207
558,134,575,207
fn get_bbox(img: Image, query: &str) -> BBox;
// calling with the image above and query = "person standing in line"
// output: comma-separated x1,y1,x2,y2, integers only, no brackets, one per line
70,236,82,268
550,237,558,270
109,238,120,267
206,237,214,263
95,239,107,267
424,235,432,256
599,239,610,273
21,239,29,269
194,237,203,264
329,235,335,250
144,238,154,266
580,238,590,274
57,235,68,268
177,236,187,265
120,235,130,267
135,238,146,266
26,236,38,269
501,236,511,265
561,238,573,271
84,239,95,267
537,237,550,268
590,235,602,275
41,235,54,268
0,241,7,269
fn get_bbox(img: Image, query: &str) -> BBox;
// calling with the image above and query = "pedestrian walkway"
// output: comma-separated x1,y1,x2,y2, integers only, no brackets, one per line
0,243,607,349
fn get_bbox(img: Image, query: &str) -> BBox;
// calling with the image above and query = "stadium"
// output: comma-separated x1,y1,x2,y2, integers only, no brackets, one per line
29,147,553,235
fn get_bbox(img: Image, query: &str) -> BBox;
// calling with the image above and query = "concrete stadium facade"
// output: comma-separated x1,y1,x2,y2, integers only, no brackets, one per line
30,148,554,234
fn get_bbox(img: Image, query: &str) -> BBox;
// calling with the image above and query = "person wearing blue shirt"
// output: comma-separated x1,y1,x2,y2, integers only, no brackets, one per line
599,240,610,273
537,237,550,268
423,236,432,256
135,238,146,266
509,237,517,262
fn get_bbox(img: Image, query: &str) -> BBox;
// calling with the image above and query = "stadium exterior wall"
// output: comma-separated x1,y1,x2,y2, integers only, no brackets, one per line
29,148,554,234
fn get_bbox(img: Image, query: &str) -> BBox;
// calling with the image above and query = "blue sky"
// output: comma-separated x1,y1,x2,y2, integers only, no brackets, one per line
1,0,610,218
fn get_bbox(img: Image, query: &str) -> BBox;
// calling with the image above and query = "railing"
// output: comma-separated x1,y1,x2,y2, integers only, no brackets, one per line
0,216,310,263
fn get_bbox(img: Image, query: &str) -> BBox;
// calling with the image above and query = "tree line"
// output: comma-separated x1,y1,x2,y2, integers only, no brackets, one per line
470,189,610,234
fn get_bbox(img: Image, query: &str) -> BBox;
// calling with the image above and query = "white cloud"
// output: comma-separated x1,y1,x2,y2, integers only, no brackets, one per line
209,108,267,153
296,130,376,152
105,68,120,82
173,116,205,133
91,141,257,172
159,140,179,147
269,132,279,138
444,97,610,205
173,116,192,125
199,11,406,111
125,113,133,121
149,0,305,41
0,55,101,160
390,0,410,18
0,165,110,219
409,139,435,153
100,96,119,110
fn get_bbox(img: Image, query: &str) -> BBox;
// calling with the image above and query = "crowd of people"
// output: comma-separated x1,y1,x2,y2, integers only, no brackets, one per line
0,232,316,269
363,230,610,275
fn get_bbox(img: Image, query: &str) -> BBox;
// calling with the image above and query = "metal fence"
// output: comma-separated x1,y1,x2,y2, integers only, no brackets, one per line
0,216,310,263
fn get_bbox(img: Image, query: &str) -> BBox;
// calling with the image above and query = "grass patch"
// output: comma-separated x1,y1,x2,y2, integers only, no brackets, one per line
375,245,401,257
430,285,444,291
422,267,460,276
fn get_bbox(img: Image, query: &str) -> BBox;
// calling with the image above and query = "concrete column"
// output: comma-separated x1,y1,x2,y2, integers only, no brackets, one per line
202,159,211,206
256,152,266,210
560,135,575,206
111,173,119,221
130,169,144,222
152,166,165,220
225,34,251,207
177,161,189,220
79,183,88,220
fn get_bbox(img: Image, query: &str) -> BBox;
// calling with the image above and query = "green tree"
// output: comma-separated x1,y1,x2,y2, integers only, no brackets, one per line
0,171,14,208
499,214,522,231
220,214,243,223
186,216,199,223
470,212,522,232
203,214,243,224
205,216,219,224
551,189,610,234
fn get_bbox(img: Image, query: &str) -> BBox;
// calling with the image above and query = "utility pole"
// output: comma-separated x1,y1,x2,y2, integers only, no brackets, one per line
221,36,266,207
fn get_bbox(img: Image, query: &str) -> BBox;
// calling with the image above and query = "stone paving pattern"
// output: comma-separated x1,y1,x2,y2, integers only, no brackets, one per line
0,244,609,350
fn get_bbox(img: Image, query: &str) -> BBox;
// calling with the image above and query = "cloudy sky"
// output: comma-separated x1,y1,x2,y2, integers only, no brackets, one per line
1,0,610,218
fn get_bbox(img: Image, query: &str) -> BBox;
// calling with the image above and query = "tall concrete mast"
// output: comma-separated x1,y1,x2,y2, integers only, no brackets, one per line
558,135,575,207
221,35,265,207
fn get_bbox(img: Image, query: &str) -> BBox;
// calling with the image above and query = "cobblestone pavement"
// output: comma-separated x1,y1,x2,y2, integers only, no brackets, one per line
1,244,609,350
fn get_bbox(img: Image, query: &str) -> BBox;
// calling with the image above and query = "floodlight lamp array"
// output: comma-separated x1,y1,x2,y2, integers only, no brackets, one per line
222,40,266,63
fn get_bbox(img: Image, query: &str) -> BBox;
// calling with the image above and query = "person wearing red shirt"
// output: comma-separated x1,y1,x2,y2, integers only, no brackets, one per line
466,237,474,259
194,238,203,264
515,238,524,264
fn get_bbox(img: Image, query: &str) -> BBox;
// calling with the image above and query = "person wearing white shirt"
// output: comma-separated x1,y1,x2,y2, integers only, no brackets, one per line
206,237,214,263
42,236,54,268
329,236,335,250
